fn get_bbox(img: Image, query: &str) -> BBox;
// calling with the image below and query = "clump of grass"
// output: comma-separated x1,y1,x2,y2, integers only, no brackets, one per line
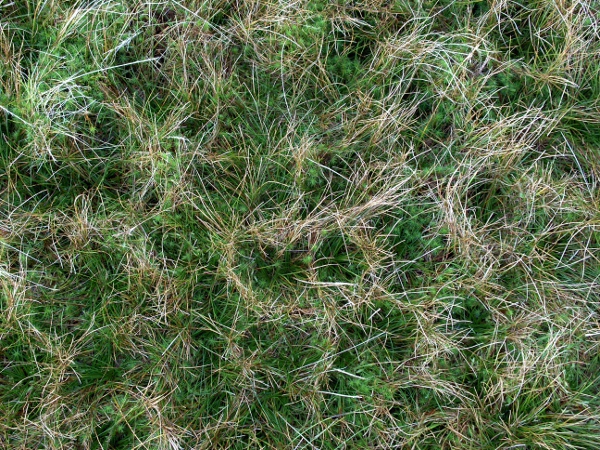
1,0,600,448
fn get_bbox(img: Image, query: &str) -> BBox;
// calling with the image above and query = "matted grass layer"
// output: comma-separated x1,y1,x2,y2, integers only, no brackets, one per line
1,1,600,449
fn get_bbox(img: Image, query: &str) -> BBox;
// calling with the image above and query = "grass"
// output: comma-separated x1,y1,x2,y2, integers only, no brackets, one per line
1,0,600,448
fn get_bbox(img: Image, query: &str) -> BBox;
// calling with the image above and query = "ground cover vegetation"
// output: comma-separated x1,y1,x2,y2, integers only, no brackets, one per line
1,0,600,448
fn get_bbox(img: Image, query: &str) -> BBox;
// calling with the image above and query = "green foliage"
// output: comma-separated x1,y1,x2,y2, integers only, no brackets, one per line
1,0,599,448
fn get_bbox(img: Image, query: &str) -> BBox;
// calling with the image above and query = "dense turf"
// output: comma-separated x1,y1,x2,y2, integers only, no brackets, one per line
1,0,600,448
